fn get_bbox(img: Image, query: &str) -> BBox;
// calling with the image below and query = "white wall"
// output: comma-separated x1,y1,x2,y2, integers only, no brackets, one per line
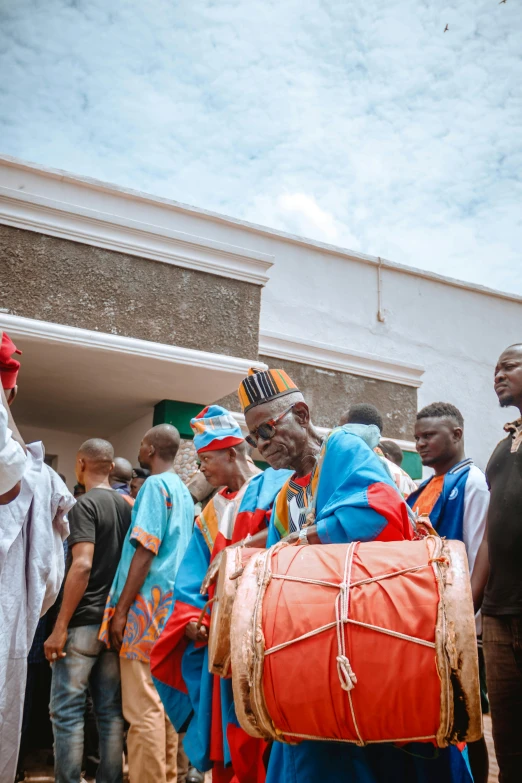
259,249,521,470
19,412,153,489
18,424,87,489
110,412,153,469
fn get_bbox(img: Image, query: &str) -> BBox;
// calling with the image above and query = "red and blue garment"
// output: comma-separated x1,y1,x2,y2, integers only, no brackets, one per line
151,467,291,782
265,427,473,783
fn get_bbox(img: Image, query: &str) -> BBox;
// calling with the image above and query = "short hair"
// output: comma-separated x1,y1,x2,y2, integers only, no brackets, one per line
144,424,181,461
110,457,133,483
416,402,464,428
341,403,383,432
379,439,403,466
132,467,150,480
78,438,114,463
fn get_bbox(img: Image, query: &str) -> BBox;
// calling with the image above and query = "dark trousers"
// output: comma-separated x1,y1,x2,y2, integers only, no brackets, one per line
483,614,522,782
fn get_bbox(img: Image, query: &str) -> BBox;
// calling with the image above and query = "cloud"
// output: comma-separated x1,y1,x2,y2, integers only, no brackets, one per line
0,0,521,294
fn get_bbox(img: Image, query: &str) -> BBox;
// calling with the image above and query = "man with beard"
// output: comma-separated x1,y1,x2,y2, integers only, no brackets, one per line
99,424,194,783
151,406,290,782
473,344,522,782
240,368,473,783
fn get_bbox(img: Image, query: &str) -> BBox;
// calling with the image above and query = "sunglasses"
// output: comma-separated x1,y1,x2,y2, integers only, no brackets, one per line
246,404,295,448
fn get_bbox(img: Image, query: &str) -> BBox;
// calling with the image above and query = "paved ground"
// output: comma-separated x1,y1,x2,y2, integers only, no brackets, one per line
23,718,499,782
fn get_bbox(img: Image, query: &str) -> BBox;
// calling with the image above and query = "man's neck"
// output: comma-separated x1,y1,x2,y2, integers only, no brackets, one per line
83,475,112,492
150,459,175,476
432,451,465,477
292,435,322,478
226,462,252,492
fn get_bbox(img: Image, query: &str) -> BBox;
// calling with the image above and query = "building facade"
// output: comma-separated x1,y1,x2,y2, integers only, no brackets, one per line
1,155,520,484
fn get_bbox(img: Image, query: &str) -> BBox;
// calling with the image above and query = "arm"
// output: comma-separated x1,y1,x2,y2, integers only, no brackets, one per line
471,517,489,613
0,384,26,503
44,542,94,661
110,543,155,651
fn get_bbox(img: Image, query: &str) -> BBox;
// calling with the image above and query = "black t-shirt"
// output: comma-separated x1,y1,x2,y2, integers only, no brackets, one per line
67,488,132,627
482,434,522,616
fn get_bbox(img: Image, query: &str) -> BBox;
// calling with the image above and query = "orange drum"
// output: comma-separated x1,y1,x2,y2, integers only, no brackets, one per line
231,537,481,747
208,546,262,677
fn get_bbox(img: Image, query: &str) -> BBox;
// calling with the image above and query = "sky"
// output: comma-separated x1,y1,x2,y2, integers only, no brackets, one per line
1,0,521,295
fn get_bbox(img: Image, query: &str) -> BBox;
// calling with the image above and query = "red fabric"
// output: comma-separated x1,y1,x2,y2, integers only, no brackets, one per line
197,436,245,453
226,724,267,783
368,482,414,541
150,600,208,692
262,541,441,744
0,332,21,390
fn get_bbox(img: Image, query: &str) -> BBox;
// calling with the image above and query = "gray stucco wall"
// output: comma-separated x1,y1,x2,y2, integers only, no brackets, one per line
219,356,417,439
0,225,260,358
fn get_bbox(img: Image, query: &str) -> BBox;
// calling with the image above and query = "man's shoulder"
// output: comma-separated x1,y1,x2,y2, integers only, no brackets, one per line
465,464,488,488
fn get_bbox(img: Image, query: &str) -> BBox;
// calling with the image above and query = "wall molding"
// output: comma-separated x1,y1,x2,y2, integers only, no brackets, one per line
0,173,274,287
0,313,266,376
259,331,424,388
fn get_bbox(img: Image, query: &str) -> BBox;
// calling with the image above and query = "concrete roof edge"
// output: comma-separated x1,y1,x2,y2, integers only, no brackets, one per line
1,154,520,305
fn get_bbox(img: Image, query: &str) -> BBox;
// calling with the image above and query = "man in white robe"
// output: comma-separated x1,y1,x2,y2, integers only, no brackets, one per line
0,333,74,783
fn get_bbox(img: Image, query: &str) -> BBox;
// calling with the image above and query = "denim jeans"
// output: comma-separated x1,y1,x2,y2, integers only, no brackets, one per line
483,614,522,782
50,624,124,783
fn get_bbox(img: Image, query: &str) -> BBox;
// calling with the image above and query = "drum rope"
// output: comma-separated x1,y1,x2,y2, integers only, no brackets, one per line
270,562,432,591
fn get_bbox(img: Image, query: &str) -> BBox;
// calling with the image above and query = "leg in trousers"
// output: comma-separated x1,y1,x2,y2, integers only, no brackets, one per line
121,657,180,783
483,615,522,783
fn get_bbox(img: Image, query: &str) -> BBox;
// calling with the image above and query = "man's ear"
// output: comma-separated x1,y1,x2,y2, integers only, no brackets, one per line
229,447,238,462
453,426,464,444
7,386,17,406
293,401,310,426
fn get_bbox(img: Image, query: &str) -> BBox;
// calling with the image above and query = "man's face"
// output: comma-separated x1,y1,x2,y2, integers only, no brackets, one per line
494,347,522,409
138,438,152,470
414,417,462,467
130,477,145,499
198,449,232,488
245,400,308,471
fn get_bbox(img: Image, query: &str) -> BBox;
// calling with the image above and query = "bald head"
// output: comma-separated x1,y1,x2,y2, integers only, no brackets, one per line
76,438,114,486
139,423,181,472
110,457,133,486
495,344,522,411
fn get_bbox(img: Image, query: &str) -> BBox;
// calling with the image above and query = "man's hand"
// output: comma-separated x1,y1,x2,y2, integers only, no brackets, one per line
109,608,128,652
185,621,209,643
44,624,68,663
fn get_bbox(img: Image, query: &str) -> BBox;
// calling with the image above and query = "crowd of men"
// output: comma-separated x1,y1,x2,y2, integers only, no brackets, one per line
1,329,521,783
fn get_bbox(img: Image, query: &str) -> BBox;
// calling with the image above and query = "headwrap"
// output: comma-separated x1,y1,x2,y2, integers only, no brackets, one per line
238,368,299,413
0,332,22,390
190,405,244,453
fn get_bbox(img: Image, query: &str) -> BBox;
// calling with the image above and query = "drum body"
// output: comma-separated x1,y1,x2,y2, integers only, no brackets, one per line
231,537,482,747
208,546,261,677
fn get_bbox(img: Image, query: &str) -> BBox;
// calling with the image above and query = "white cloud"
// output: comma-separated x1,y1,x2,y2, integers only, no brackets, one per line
0,0,521,294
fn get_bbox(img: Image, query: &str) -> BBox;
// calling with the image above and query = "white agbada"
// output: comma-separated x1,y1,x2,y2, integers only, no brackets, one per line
0,398,26,495
0,401,74,782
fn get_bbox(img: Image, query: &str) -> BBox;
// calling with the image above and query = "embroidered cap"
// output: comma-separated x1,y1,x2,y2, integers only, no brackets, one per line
238,368,299,413
190,405,244,453
0,332,22,390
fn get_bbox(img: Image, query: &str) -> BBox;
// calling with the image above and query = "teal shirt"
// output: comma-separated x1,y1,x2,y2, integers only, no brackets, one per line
101,471,194,662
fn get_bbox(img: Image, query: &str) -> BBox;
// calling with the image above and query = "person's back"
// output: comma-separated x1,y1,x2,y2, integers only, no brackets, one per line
67,488,132,628
44,438,130,783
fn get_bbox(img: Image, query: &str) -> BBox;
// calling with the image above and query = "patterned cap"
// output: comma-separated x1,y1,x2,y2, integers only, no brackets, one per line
238,368,299,413
0,332,22,390
190,405,244,453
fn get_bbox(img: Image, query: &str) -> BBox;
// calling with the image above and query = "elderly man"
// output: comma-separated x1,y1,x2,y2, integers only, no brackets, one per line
240,368,473,783
0,332,74,783
151,405,290,783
